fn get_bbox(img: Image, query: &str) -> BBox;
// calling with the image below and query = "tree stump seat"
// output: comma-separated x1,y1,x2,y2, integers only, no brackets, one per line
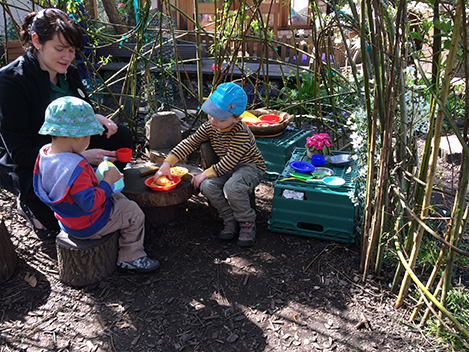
0,218,17,284
56,230,119,287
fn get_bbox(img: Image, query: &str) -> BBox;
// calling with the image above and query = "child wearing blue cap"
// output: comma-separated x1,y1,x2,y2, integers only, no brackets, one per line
33,96,160,272
154,82,266,247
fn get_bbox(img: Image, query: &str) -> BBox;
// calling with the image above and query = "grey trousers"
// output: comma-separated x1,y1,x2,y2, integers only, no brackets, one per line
200,164,264,223
87,193,147,262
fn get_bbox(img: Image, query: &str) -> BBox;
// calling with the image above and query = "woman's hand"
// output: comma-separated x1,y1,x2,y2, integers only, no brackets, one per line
153,161,172,182
95,114,118,139
82,149,117,166
191,172,207,189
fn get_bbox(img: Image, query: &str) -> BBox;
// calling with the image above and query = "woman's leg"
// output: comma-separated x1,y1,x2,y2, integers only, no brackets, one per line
20,187,60,237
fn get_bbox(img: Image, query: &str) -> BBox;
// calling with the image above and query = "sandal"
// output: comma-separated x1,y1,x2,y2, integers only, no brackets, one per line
17,200,59,240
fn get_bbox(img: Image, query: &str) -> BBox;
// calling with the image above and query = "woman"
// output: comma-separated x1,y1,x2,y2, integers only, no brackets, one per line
0,8,133,239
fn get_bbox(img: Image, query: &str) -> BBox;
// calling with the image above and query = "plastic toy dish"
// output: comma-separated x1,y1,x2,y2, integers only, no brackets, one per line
145,176,181,191
289,161,315,173
258,114,283,124
242,116,259,125
240,111,258,119
116,148,132,163
306,176,345,188
252,121,273,127
327,154,353,165
170,166,189,177
310,154,325,167
312,167,334,178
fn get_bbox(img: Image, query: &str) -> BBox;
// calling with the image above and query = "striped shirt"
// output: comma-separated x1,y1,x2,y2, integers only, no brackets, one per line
167,121,265,178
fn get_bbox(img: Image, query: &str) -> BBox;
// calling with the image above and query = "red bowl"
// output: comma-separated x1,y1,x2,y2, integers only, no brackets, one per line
145,176,181,191
258,114,282,124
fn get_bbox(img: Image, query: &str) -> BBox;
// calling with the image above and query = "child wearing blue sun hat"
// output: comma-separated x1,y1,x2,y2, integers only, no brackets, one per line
153,82,266,247
33,96,159,272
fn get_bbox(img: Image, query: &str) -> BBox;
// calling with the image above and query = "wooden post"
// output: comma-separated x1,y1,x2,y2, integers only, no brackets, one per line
0,216,17,284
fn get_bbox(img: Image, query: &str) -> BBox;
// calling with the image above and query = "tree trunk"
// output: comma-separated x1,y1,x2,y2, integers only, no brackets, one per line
101,0,127,35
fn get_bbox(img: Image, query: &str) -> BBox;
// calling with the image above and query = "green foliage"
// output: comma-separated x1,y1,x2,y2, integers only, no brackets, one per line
5,18,20,40
425,284,469,349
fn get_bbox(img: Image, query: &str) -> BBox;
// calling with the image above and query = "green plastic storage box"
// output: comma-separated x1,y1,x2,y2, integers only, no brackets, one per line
268,148,358,243
255,128,312,181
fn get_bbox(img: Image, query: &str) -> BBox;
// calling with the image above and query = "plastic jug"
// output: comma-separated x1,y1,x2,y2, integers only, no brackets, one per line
95,157,125,193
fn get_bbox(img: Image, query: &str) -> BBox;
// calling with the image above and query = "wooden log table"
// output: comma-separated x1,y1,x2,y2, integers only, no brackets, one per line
122,163,202,224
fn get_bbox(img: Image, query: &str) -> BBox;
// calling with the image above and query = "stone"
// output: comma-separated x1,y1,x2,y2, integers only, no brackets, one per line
145,111,183,163
439,135,463,164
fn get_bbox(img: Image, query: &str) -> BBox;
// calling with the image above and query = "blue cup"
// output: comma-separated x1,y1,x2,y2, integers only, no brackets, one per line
311,154,325,167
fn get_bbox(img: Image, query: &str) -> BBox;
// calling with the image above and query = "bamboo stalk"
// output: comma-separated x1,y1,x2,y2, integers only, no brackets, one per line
395,240,469,340
395,0,463,308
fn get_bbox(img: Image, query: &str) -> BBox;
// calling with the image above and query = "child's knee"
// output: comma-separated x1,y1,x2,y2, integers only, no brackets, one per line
126,200,145,223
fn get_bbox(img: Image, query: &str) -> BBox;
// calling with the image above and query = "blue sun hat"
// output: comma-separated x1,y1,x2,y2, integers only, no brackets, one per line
201,82,248,121
39,96,104,137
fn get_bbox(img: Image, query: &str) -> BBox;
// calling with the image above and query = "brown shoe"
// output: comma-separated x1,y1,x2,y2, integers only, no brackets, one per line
219,220,239,240
238,221,256,247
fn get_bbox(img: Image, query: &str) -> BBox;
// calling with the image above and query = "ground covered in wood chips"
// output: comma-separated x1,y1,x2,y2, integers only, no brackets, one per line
1,190,462,350
0,132,466,351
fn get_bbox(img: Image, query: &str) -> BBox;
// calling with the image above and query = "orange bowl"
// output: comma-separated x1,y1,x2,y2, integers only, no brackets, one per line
145,176,181,191
259,114,283,124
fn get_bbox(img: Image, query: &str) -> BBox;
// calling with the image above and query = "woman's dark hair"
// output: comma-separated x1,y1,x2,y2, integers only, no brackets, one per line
20,8,84,54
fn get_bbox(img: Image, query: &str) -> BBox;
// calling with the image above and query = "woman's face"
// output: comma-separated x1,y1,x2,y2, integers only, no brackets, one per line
33,32,76,82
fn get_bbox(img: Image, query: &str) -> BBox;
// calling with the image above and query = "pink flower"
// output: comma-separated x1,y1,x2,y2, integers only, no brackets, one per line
118,3,124,8
306,133,331,151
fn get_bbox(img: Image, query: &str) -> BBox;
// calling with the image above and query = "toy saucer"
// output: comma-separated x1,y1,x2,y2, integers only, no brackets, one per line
327,154,352,165
170,166,189,177
258,114,283,124
145,176,181,191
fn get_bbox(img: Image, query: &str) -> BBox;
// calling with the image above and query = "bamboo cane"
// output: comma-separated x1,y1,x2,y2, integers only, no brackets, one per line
395,0,463,308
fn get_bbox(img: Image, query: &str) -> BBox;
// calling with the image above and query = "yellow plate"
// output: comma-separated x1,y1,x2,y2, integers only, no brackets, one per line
240,111,258,119
170,166,189,177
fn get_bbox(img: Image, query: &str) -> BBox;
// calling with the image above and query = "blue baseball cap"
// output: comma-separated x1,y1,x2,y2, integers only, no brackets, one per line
201,82,248,121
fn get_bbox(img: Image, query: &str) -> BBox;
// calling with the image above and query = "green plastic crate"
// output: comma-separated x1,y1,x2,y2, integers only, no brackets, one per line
268,148,358,243
256,128,312,181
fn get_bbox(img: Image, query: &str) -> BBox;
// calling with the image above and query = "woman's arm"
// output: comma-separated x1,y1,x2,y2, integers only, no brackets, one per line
95,113,118,138
0,67,50,168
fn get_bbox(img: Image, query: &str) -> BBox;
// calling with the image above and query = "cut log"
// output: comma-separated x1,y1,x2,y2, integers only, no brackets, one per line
0,217,17,284
122,163,202,224
56,230,119,287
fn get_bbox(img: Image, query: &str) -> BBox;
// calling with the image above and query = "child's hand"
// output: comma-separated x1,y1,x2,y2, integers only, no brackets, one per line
191,172,207,189
102,166,123,187
153,161,172,182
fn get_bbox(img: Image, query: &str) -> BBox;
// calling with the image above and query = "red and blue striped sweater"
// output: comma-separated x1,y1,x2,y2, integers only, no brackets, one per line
33,144,113,238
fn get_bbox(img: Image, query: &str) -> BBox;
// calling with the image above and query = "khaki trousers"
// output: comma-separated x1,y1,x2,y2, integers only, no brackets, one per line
87,193,147,262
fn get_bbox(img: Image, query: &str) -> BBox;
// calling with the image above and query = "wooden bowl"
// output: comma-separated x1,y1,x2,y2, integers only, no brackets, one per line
244,109,294,137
